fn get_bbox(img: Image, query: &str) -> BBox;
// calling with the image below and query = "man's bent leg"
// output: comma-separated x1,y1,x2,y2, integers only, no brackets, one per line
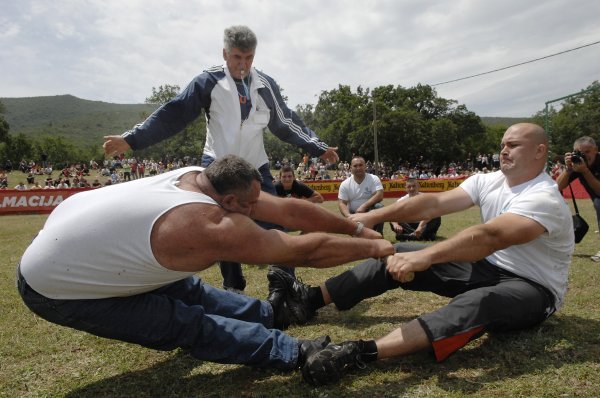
325,257,401,310
18,275,298,369
417,276,553,362
324,242,428,310
375,319,431,359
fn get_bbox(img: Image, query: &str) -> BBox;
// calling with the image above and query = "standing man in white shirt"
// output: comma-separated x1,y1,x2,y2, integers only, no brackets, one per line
338,156,384,234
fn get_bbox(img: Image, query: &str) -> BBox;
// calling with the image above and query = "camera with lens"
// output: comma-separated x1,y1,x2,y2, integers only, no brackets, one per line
571,150,585,164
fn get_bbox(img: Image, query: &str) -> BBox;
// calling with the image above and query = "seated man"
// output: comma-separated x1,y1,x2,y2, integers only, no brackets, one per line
275,165,324,203
390,178,441,241
268,124,573,385
338,155,384,234
17,155,393,376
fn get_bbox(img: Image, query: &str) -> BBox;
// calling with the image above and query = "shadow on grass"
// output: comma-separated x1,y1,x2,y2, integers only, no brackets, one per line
64,315,598,397
331,314,600,396
63,350,298,398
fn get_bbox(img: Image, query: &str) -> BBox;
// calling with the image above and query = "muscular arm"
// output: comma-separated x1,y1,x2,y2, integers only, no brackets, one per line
350,188,474,229
253,192,378,238
153,204,394,272
386,212,546,282
338,199,351,218
355,189,384,213
307,190,324,203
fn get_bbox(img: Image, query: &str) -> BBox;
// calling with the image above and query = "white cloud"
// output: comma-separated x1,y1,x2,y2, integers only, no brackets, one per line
1,0,599,118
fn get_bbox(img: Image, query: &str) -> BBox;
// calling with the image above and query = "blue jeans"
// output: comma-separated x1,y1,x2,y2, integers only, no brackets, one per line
17,266,299,369
201,154,294,290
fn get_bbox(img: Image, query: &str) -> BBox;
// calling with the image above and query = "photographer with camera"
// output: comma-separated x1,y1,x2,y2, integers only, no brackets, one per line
556,136,600,260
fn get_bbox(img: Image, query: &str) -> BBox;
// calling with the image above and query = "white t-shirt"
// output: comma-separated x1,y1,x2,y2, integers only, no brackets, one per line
459,170,573,309
20,167,216,299
338,174,384,213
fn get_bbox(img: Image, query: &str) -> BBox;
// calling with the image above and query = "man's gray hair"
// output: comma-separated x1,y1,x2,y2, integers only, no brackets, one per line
223,25,257,53
574,136,597,148
204,155,262,195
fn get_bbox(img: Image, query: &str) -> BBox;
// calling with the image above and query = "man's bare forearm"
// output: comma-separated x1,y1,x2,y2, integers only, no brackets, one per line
420,224,500,264
279,233,394,268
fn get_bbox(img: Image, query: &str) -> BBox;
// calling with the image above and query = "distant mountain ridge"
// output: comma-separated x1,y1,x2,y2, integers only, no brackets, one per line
1,95,157,147
1,95,525,148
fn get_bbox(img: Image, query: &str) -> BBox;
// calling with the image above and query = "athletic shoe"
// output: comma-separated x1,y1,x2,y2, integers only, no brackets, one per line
267,281,290,330
267,266,315,324
591,251,600,262
297,335,331,367
301,340,367,386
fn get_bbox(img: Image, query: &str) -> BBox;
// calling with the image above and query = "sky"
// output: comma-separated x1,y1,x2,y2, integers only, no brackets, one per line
1,0,599,117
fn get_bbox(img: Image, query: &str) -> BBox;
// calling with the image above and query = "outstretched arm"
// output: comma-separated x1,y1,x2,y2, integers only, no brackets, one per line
214,215,394,268
155,206,394,272
385,212,546,282
350,188,474,229
252,192,381,238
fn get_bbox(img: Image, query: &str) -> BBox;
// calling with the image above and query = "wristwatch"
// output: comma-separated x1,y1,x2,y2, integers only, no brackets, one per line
353,221,364,236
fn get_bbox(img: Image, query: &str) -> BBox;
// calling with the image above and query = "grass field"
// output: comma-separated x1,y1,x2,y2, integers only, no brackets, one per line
1,191,599,397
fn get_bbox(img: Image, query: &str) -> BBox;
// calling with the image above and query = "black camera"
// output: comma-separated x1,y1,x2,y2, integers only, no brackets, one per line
571,150,585,164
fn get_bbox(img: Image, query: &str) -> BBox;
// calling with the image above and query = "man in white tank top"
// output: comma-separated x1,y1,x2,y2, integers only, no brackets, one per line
17,155,393,374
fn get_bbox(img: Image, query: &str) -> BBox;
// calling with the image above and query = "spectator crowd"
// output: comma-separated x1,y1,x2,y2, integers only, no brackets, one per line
2,150,544,191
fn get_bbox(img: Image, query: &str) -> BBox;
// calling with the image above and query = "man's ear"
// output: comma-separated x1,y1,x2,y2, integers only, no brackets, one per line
222,48,228,61
219,194,238,212
535,143,548,160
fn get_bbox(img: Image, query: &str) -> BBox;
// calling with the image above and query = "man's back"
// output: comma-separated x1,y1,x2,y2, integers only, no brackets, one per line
20,167,216,300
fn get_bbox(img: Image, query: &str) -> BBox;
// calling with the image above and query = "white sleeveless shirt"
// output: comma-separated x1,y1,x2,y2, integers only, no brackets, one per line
20,167,217,299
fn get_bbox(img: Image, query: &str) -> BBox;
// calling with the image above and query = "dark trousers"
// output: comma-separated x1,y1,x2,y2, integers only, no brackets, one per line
325,242,555,361
393,217,441,241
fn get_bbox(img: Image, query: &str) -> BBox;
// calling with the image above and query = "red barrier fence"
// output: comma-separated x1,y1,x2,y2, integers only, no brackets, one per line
0,188,89,215
560,178,590,199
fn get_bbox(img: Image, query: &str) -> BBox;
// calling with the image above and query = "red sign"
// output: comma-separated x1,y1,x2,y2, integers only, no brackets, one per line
0,188,90,215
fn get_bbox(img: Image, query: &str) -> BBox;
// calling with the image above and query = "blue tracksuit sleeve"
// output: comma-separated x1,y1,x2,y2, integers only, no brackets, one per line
122,73,214,150
258,72,329,157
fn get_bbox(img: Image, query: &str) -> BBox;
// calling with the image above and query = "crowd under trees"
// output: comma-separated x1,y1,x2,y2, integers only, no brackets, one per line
1,81,599,170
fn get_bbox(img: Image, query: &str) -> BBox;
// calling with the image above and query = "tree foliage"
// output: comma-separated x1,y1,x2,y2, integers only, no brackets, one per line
2,81,599,170
533,81,600,157
304,83,487,166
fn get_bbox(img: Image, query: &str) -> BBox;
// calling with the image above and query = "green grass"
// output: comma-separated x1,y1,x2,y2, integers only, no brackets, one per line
1,197,599,397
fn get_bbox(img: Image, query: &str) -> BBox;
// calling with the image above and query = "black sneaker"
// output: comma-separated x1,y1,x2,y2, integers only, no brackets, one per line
297,335,331,367
301,340,367,386
267,283,290,330
267,266,314,325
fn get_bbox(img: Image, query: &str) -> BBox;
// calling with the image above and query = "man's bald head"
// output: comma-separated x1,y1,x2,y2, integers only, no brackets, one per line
507,123,548,145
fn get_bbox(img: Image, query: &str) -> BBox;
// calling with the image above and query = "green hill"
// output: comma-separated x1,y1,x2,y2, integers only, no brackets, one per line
1,95,158,147
1,95,528,150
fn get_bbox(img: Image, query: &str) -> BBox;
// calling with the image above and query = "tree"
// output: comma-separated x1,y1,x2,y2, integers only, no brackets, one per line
307,83,486,167
5,133,33,163
0,117,8,144
534,81,600,156
33,135,79,167
0,100,9,144
145,85,181,105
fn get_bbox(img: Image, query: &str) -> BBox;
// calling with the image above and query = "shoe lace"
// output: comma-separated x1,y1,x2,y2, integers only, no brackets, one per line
354,354,367,369
334,343,367,371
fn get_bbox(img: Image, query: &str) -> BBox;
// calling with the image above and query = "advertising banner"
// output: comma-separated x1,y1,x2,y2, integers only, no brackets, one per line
0,188,88,215
304,178,467,201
